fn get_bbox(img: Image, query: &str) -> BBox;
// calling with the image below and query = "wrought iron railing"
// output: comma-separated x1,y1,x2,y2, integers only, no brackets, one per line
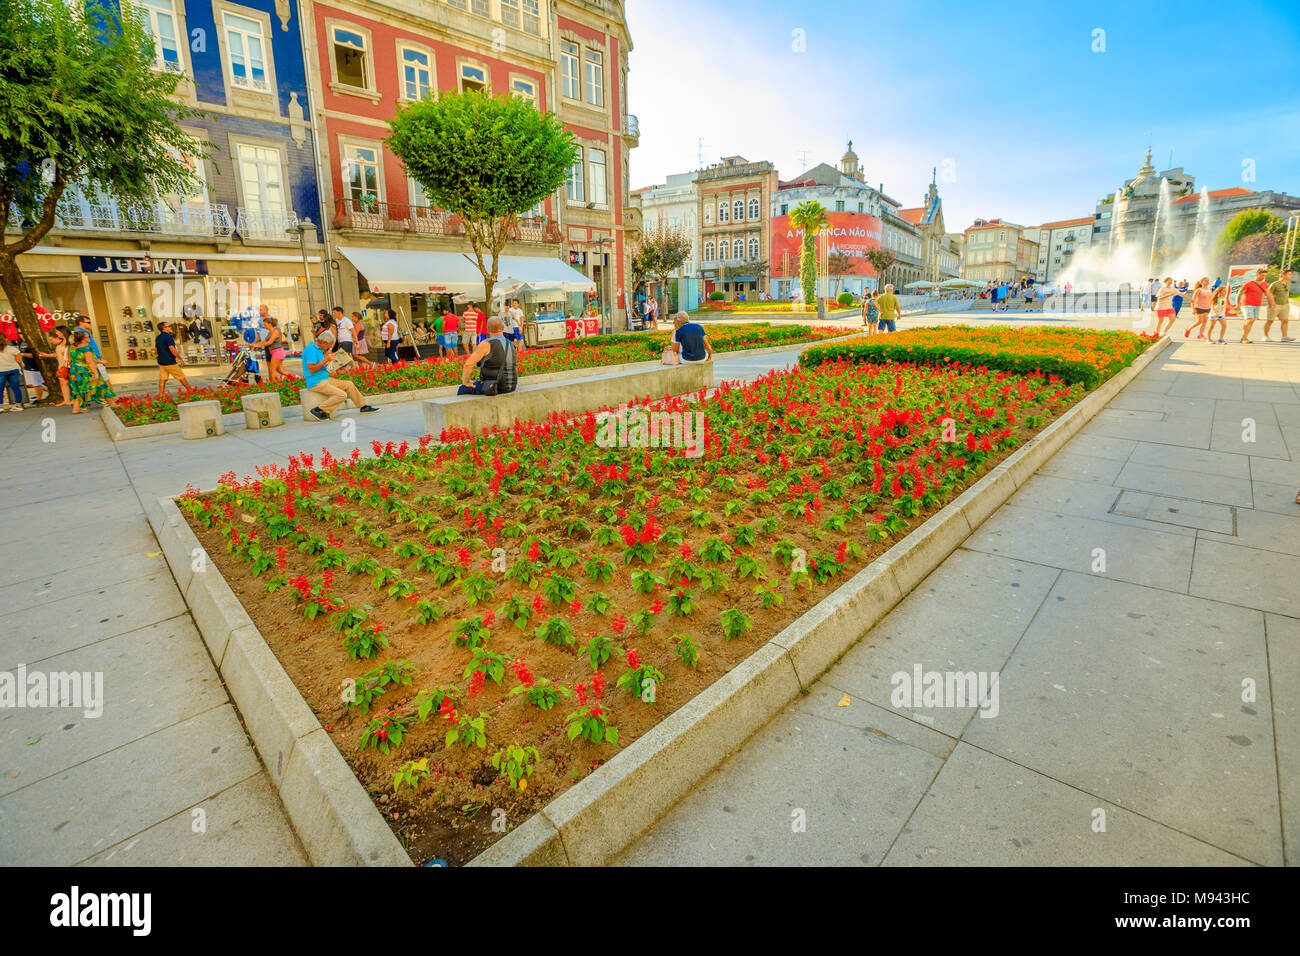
333,198,560,242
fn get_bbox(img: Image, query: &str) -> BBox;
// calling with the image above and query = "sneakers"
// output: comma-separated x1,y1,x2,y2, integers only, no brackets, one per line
358,404,379,414
309,406,330,421
1282,336,1296,342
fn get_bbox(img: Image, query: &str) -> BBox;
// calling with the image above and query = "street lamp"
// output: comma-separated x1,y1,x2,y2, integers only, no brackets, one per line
287,219,318,332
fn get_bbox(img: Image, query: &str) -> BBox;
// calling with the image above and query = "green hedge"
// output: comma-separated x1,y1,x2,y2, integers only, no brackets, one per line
798,334,1152,390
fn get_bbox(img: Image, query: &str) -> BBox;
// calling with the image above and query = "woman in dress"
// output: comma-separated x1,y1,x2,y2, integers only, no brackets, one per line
68,329,116,413
351,312,373,367
1182,278,1213,339
1207,286,1228,344
40,325,73,406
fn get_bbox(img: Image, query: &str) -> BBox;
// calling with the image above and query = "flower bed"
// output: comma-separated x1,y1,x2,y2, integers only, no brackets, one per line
799,325,1155,390
690,300,853,314
180,351,1101,865
113,324,841,426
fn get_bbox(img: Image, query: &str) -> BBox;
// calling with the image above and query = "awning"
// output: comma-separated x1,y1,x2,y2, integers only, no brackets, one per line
498,253,596,293
337,246,486,295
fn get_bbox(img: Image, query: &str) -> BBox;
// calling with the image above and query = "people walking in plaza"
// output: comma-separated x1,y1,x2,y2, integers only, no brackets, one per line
259,316,288,381
506,299,525,351
351,313,374,365
74,314,111,385
1154,278,1180,336
380,309,401,363
0,338,26,410
1171,279,1188,322
877,284,900,332
155,321,196,396
16,336,45,404
1183,278,1213,339
862,289,880,335
439,307,459,358
457,316,517,396
1237,267,1274,344
333,306,355,355
1207,285,1228,343
1146,278,1161,312
1263,270,1294,342
647,296,659,330
39,325,72,406
302,329,379,420
68,329,116,413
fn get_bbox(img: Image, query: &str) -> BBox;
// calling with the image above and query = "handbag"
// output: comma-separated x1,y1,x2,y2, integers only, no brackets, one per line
661,346,680,366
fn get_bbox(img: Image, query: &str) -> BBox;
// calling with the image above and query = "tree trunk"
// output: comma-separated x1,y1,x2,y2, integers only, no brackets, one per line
0,252,59,403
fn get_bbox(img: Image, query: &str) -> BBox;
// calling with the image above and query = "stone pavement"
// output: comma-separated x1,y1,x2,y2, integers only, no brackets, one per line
618,336,1299,866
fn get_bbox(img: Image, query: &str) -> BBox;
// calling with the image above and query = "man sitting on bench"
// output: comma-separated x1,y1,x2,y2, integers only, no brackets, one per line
458,316,518,396
304,328,380,420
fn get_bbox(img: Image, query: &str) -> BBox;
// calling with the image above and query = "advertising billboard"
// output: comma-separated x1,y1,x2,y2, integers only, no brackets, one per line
770,212,884,275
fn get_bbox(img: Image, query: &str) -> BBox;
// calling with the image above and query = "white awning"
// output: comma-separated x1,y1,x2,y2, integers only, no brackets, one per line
337,246,487,295
497,253,596,293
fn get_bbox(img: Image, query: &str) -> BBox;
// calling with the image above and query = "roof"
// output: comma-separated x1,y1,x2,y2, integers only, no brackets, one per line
1172,187,1255,205
1037,216,1094,230
898,207,924,225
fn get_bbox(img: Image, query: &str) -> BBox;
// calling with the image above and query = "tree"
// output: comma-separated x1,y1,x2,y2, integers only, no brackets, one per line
1214,208,1284,262
634,220,691,316
387,90,575,310
866,249,896,289
1225,232,1283,268
1,0,206,394
827,251,853,294
788,201,828,307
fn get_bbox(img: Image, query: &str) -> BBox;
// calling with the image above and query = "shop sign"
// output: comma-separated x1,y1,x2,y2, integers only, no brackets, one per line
568,251,586,266
80,256,209,276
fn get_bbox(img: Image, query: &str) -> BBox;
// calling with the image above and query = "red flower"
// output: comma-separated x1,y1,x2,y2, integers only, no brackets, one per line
625,647,640,669
611,615,627,633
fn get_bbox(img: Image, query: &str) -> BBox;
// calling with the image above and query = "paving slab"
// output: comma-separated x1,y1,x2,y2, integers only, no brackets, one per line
1113,460,1254,507
1110,490,1234,534
883,743,1252,866
1263,614,1300,866
1126,442,1252,479
1190,538,1300,619
962,572,1280,866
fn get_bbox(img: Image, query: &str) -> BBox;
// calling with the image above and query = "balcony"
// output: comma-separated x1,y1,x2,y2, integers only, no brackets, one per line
236,209,300,241
40,199,235,239
624,113,640,145
332,198,561,243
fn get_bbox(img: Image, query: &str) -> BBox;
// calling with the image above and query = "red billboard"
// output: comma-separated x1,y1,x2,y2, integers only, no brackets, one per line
770,212,884,275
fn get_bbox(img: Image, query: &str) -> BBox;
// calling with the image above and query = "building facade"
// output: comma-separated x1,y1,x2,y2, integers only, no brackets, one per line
631,171,699,311
4,0,327,368
768,144,888,299
960,219,1039,283
307,0,635,330
899,178,960,282
696,156,777,301
1034,216,1096,283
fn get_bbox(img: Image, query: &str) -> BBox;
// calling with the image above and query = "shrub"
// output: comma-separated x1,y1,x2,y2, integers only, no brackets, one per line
709,290,725,301
836,291,855,305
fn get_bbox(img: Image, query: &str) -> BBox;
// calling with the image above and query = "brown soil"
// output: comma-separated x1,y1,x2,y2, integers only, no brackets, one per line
187,371,1081,866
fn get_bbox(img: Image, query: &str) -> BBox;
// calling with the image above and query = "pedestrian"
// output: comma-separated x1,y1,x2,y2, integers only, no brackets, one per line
74,314,111,385
16,335,45,404
0,338,25,411
1154,277,1179,336
1146,277,1161,313
1237,267,1273,344
1207,285,1228,344
379,309,401,363
506,298,525,350
1171,279,1187,320
260,316,288,380
314,309,330,333
439,307,459,358
876,284,900,333
1183,277,1213,339
862,289,880,335
68,329,116,413
155,320,196,396
302,329,379,420
669,312,712,363
1263,269,1294,342
333,306,354,355
351,312,374,365
647,297,659,330
39,325,72,406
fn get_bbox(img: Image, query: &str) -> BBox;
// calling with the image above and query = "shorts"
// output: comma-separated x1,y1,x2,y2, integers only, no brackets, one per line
1194,308,1210,316
269,347,287,361
879,318,897,332
57,366,69,380
23,370,43,387
338,341,354,354
159,363,186,379
441,333,458,349
1269,304,1290,321
1241,304,1266,321
1156,308,1174,319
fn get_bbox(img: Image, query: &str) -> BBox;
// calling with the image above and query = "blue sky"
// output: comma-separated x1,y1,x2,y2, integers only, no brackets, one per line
626,0,1300,229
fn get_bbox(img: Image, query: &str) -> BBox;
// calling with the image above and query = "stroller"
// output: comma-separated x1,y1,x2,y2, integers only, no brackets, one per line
220,325,264,386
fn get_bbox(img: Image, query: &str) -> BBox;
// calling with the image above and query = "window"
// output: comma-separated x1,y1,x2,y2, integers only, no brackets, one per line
333,26,369,89
521,0,541,34
469,0,489,16
133,0,183,72
835,200,845,212
500,0,521,29
460,63,487,94
732,238,744,259
237,144,285,233
400,47,431,100
748,236,760,260
510,77,536,104
409,178,430,208
565,148,584,203
780,204,788,216
703,205,712,224
703,241,714,261
717,201,729,223
732,199,744,222
583,49,603,106
748,197,760,220
342,144,380,206
587,149,606,207
560,42,580,99
223,12,269,92
858,202,864,213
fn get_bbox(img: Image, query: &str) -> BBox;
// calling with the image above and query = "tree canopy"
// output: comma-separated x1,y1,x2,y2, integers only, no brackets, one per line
789,201,828,306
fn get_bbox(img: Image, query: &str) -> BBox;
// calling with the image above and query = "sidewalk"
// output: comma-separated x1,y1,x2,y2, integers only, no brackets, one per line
618,338,1299,867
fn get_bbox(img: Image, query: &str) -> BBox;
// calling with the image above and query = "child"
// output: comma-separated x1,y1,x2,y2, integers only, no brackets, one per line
1207,286,1227,344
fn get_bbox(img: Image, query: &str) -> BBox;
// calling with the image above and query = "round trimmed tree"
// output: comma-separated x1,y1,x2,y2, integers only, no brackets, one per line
789,201,828,307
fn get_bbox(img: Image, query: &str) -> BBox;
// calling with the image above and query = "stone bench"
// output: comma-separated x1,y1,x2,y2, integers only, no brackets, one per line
178,399,225,440
240,392,284,430
421,360,713,438
299,386,363,422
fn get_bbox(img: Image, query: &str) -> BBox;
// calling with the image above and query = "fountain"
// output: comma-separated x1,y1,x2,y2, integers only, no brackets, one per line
1148,178,1172,275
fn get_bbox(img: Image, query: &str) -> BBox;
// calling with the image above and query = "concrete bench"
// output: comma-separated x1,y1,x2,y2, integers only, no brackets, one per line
299,386,362,422
240,392,284,430
178,400,226,439
422,360,713,438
